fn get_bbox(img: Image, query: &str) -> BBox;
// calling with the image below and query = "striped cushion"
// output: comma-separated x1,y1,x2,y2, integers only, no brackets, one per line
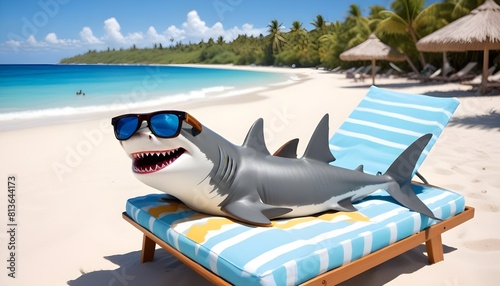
329,86,459,175
126,185,465,286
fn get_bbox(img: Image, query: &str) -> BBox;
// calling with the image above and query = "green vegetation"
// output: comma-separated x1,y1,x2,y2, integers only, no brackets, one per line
61,0,500,72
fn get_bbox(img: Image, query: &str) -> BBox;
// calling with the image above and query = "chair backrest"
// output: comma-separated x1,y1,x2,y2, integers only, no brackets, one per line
429,68,442,78
454,62,477,77
329,86,460,177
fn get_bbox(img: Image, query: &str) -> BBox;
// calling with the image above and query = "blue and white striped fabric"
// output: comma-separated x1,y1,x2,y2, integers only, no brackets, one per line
126,185,465,286
329,86,459,175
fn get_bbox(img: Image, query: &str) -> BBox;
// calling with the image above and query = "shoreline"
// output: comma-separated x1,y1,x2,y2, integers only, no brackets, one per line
0,65,499,286
0,64,302,132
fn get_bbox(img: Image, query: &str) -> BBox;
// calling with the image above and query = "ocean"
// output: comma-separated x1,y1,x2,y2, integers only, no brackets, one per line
0,64,293,130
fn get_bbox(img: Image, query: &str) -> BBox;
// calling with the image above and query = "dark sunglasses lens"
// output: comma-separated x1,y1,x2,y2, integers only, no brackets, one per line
150,113,180,138
115,116,139,140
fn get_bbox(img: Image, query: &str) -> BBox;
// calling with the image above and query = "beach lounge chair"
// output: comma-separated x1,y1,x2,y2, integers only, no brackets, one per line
433,62,478,82
122,86,474,285
410,68,442,82
346,66,366,79
461,66,500,92
355,66,381,82
461,65,497,85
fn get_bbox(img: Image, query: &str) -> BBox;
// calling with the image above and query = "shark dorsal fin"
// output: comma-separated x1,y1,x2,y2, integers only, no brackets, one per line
355,165,364,172
302,114,336,163
242,118,271,155
273,138,299,158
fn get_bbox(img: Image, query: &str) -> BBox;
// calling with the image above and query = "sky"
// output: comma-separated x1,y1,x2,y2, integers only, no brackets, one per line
0,0,440,64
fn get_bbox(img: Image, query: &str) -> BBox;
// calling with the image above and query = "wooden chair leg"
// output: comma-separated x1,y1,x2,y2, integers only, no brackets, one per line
141,234,156,263
425,234,444,264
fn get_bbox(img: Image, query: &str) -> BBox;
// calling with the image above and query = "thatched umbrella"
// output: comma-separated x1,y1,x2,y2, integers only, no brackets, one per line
340,34,405,85
417,0,500,92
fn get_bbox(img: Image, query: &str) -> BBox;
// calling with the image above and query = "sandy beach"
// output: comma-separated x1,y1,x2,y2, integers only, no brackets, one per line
0,65,499,286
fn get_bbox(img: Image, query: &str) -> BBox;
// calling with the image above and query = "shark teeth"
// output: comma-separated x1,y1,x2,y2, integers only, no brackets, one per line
131,148,186,174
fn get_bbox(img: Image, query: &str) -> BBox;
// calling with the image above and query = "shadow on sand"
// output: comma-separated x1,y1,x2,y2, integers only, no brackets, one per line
449,111,500,130
67,250,212,286
339,244,457,286
67,244,456,286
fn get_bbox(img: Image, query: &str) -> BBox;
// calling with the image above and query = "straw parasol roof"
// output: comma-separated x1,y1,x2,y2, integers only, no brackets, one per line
340,34,405,85
416,0,500,92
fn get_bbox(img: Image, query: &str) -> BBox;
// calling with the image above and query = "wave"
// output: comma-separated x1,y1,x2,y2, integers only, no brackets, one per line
0,77,297,124
0,85,227,121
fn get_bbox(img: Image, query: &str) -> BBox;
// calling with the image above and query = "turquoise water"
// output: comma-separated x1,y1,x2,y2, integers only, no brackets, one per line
0,64,291,124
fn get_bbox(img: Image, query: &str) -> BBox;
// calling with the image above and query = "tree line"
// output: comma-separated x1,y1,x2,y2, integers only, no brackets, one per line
61,0,500,73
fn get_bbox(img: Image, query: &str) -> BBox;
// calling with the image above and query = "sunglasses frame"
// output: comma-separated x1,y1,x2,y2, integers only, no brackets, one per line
111,110,202,140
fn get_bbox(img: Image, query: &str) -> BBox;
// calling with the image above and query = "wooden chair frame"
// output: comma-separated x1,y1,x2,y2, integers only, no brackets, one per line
122,205,474,285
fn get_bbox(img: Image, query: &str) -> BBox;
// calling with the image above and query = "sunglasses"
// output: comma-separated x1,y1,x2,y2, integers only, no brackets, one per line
111,110,202,140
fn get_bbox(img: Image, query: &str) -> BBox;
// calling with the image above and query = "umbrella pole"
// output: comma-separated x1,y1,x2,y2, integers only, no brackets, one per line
371,59,376,85
480,46,489,94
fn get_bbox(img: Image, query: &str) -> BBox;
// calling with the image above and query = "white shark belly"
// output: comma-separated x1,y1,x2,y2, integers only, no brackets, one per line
177,177,228,216
274,183,389,218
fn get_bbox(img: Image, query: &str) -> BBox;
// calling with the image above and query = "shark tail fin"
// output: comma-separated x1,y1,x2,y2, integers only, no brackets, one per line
384,134,441,220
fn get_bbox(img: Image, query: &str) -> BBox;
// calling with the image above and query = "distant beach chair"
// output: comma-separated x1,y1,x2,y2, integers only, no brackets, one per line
389,62,405,74
410,68,442,82
461,65,497,85
330,66,342,73
122,86,474,285
355,66,381,82
433,62,478,82
462,66,500,92
346,66,365,79
379,68,394,78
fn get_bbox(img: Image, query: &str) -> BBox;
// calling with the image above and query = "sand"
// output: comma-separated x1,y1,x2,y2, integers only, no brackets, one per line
0,65,499,286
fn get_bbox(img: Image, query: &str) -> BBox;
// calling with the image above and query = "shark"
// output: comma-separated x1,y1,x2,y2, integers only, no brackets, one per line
116,112,439,226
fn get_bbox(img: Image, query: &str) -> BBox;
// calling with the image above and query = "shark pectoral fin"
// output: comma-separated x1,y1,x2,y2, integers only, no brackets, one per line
221,200,292,226
336,198,358,212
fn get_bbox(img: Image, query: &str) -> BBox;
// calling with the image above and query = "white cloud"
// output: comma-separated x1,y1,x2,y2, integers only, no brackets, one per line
104,17,143,45
226,23,266,40
147,26,167,43
165,10,265,43
44,33,79,47
104,17,125,43
45,33,59,44
6,39,22,48
166,25,185,41
1,11,266,54
183,10,210,36
27,35,41,46
80,27,102,44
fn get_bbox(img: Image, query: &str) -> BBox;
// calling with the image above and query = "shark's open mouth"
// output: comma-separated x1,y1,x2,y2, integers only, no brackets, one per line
131,148,186,174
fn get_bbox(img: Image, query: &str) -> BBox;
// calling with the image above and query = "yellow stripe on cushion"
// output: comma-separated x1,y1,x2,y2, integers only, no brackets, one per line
186,217,234,243
148,203,188,218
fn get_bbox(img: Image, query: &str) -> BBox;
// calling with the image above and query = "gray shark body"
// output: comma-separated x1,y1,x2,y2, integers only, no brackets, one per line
120,113,438,226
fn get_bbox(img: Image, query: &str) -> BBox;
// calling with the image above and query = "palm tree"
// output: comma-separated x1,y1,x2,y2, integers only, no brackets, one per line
267,20,286,54
217,36,225,45
288,21,309,51
290,21,304,33
377,0,463,68
345,4,371,47
318,21,349,69
311,15,327,32
448,0,484,19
